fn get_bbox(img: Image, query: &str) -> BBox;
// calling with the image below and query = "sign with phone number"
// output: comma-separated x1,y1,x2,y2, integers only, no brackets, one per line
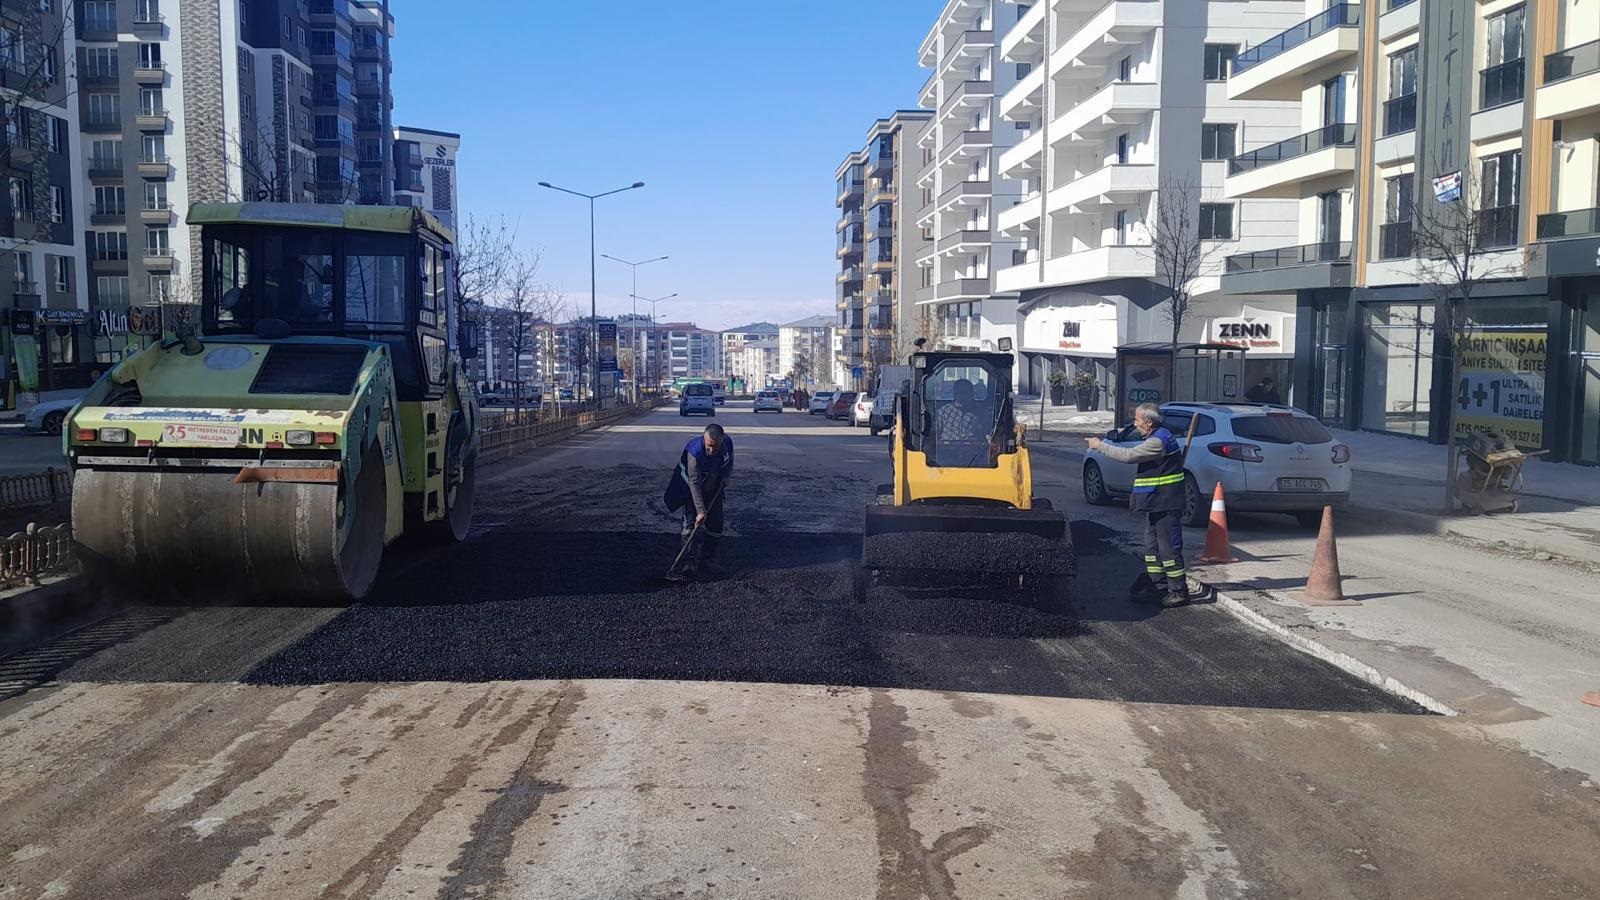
1454,331,1545,449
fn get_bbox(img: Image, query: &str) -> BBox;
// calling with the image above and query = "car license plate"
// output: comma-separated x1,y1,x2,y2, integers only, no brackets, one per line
1277,477,1327,491
162,423,243,446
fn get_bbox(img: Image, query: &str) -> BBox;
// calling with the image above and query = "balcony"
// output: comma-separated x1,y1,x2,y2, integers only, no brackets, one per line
836,179,864,205
1382,93,1416,136
937,229,988,253
1538,39,1600,120
837,234,862,259
133,63,166,84
132,11,166,34
1224,124,1358,199
1378,222,1413,260
143,247,177,268
938,79,993,124
837,209,863,232
867,181,897,206
866,216,894,240
1228,3,1361,101
999,245,1153,293
1378,0,1419,43
82,116,122,135
1052,1,1162,72
938,178,991,210
998,127,1043,180
1047,163,1155,214
1222,242,1352,294
1226,242,1351,272
354,77,383,96
934,277,990,301
87,156,123,179
1048,82,1160,147
938,129,992,167
80,69,119,87
89,205,125,226
999,63,1044,123
999,0,1046,64
866,150,895,178
997,197,1041,235
1474,205,1519,250
140,203,172,225
136,107,169,130
946,29,994,65
137,155,170,177
838,265,864,284
353,41,385,62
1480,58,1525,110
1536,207,1600,240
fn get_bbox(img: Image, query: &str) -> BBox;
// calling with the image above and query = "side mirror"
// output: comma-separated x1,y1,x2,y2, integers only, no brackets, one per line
1104,428,1120,440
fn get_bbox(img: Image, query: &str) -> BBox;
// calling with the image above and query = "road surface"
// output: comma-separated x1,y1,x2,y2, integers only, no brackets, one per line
0,423,66,476
2,402,1597,899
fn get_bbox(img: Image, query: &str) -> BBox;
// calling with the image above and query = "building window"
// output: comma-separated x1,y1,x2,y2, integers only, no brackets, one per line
94,185,125,215
1477,149,1521,248
1115,133,1130,164
15,250,30,284
139,88,164,116
1200,123,1237,161
94,231,128,261
84,1,115,32
1204,44,1237,81
1113,209,1129,244
46,115,63,153
149,274,171,303
84,47,118,79
241,91,254,119
97,275,130,304
9,176,31,218
1482,5,1526,108
141,134,165,162
139,42,162,68
1117,56,1131,82
90,139,122,168
146,227,169,256
145,181,167,210
1380,173,1414,259
49,184,62,222
1199,204,1234,240
52,256,69,292
41,46,54,83
88,93,119,127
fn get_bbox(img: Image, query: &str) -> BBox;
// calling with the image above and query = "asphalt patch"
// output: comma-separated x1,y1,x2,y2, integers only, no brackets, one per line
862,531,1077,577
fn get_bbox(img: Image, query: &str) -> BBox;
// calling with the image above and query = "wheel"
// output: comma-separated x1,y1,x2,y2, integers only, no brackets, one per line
680,409,688,417
1293,510,1322,529
1082,460,1113,506
1031,497,1054,511
870,425,881,437
1181,475,1208,528
41,411,65,435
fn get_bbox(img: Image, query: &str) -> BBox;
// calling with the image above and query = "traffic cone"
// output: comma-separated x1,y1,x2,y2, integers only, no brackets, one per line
1583,691,1600,709
1197,482,1239,564
1297,506,1360,607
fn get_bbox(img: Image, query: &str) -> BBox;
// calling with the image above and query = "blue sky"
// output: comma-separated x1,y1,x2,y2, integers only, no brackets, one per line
390,1,935,330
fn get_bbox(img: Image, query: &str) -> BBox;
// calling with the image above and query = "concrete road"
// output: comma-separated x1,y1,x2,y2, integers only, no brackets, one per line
2,403,1598,899
0,422,66,476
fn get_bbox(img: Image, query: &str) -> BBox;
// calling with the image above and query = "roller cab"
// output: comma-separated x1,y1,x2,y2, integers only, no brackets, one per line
66,203,478,601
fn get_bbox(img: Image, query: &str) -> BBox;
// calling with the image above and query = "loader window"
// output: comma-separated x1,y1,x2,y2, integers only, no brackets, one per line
344,232,409,328
259,230,335,326
924,363,1000,468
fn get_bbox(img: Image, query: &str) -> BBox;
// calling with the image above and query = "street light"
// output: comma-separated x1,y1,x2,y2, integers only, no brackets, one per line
632,292,677,393
537,179,645,406
602,253,668,401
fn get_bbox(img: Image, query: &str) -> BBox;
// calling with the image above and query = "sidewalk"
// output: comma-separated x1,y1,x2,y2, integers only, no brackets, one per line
1015,398,1112,436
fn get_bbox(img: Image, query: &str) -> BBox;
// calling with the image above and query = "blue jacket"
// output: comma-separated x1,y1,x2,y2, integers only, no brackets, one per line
663,434,735,514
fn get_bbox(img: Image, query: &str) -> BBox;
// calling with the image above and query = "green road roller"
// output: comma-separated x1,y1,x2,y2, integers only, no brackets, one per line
64,203,480,601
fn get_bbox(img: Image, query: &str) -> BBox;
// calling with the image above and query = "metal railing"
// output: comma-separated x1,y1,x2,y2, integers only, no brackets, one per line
1544,38,1600,84
1224,241,1350,272
1386,0,1414,9
1227,123,1356,175
1232,3,1360,76
1383,93,1416,135
1536,207,1600,240
479,399,663,454
1378,221,1413,259
1474,204,1520,249
0,468,70,511
1,522,74,588
1479,58,1525,109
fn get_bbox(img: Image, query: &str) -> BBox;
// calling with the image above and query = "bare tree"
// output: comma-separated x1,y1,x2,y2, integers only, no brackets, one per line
486,249,560,417
1143,174,1225,347
1407,165,1524,510
786,350,812,387
453,215,517,332
1,3,78,269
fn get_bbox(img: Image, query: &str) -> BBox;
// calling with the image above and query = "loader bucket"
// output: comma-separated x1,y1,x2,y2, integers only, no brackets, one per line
861,503,1075,583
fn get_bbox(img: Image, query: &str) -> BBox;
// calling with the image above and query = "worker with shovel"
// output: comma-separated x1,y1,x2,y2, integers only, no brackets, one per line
663,423,735,582
1086,403,1189,607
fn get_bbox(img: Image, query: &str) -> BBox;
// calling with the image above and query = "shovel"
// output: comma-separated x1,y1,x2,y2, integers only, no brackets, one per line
655,482,727,584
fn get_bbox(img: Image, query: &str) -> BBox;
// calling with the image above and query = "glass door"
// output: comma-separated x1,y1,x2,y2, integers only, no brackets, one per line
1577,287,1600,464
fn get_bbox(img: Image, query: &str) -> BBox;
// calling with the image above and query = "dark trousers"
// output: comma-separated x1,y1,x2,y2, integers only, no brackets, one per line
1141,510,1186,592
671,495,724,576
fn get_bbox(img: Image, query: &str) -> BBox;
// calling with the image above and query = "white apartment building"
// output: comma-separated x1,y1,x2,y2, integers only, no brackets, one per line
721,321,778,386
738,338,779,389
993,0,1306,399
915,0,1027,365
778,315,835,386
394,126,459,231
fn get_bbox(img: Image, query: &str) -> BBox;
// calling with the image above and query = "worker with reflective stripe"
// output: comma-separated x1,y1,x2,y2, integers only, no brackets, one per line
662,423,734,581
1086,403,1189,607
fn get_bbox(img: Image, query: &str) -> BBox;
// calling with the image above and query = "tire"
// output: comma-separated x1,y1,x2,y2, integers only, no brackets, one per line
680,410,687,417
1293,510,1322,529
1082,460,1113,506
870,425,881,437
1181,474,1208,528
41,411,65,435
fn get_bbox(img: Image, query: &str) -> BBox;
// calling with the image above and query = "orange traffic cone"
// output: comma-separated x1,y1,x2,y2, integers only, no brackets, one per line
1297,506,1360,607
1197,482,1239,564
1583,691,1600,709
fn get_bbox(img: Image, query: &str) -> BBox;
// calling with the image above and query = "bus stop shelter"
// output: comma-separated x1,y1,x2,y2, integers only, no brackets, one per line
1113,342,1248,427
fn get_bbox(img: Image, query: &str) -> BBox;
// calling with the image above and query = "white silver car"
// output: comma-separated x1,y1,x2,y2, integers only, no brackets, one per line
23,395,83,435
754,390,784,413
850,394,874,427
1082,402,1351,528
808,391,836,415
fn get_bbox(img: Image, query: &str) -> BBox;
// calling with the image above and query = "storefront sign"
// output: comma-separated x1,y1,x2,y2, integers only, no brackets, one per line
37,309,89,325
1210,316,1283,351
8,310,35,336
95,306,162,337
1024,302,1118,354
1454,331,1546,448
597,321,618,372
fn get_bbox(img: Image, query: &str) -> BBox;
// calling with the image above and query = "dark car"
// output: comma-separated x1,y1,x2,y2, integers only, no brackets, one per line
824,391,858,420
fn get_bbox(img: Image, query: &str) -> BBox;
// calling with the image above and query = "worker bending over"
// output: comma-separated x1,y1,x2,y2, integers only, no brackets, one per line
663,422,735,581
1086,403,1189,607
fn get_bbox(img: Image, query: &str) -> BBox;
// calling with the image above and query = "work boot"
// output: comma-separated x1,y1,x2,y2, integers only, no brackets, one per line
1162,586,1190,608
1129,573,1163,603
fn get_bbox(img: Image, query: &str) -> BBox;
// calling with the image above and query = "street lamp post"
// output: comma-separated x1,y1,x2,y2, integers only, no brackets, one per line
601,253,667,402
632,292,677,394
537,179,645,408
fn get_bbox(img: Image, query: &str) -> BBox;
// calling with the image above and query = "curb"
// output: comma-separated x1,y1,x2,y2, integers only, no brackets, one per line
1203,585,1459,717
1340,502,1598,567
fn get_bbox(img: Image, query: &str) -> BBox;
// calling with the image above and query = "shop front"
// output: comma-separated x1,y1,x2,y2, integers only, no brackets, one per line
92,304,163,365
1017,293,1119,409
3,307,93,406
1197,304,1297,404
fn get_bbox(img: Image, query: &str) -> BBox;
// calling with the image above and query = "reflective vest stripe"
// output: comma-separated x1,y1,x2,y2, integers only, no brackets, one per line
1133,473,1186,487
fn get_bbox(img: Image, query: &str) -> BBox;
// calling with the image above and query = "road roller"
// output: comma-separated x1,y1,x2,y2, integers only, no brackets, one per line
863,351,1074,593
64,202,479,601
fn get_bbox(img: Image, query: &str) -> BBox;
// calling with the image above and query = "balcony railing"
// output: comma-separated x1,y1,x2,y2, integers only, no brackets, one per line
92,204,126,216
13,279,37,294
1382,93,1416,136
1474,205,1520,249
1225,241,1351,272
1479,58,1525,109
140,154,169,165
1544,39,1600,84
1227,123,1356,175
1536,207,1600,240
1386,0,1415,9
1232,3,1360,76
1378,221,1413,259
88,156,122,173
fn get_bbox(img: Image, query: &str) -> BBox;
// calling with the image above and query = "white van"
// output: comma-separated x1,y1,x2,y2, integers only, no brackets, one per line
680,382,716,417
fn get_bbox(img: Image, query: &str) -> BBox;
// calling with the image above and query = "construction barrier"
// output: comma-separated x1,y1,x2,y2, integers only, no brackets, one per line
0,468,71,512
0,522,75,589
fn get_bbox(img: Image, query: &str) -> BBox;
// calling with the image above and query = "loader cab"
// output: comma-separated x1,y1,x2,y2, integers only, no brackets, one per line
193,203,454,401
903,352,1018,468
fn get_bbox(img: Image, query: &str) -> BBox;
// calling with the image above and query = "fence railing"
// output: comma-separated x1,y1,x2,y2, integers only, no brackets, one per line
0,468,70,511
479,399,662,453
0,523,74,588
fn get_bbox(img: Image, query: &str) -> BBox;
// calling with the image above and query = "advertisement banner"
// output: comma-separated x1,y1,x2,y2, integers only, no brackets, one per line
1120,353,1171,424
597,321,618,373
12,334,39,392
1454,331,1546,449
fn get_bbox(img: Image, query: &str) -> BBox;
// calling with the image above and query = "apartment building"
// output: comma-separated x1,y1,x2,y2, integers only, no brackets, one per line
0,0,90,404
393,125,458,230
656,322,720,380
721,320,778,386
778,315,835,386
309,0,393,205
993,0,1306,401
738,337,780,388
915,0,1026,366
1219,0,1600,464
834,110,932,388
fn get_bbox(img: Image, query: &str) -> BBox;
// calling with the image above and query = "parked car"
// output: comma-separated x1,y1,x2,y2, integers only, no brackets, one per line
850,394,874,427
808,391,837,415
754,390,785,413
679,382,716,417
710,381,727,405
824,391,858,420
559,387,575,401
23,395,83,435
1081,402,1351,528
